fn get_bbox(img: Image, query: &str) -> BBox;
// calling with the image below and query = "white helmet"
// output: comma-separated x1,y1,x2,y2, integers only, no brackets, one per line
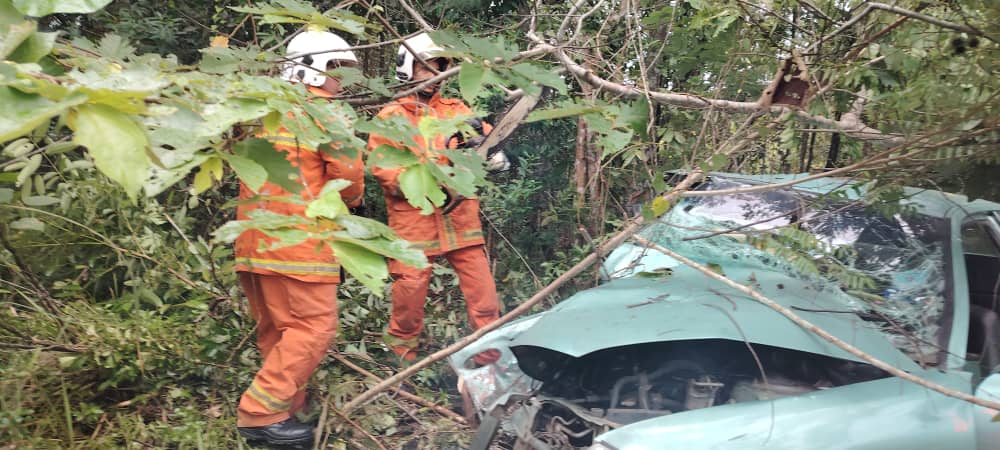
281,30,358,87
395,32,447,82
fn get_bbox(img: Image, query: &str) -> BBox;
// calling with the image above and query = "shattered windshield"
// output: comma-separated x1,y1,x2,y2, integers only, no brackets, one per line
611,177,952,358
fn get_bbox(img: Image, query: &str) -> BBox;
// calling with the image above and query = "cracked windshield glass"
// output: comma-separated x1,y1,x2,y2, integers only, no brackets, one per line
610,176,951,357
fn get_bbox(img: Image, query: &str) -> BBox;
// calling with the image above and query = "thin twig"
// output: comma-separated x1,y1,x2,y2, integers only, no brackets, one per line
329,351,468,425
331,408,389,450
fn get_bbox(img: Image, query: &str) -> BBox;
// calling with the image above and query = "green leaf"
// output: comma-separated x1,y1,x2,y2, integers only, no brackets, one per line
144,152,208,197
233,138,302,194
458,62,487,102
68,103,150,201
212,209,310,244
198,98,271,137
9,216,43,231
427,30,470,54
192,157,217,195
333,214,397,240
329,241,388,294
706,153,728,171
22,195,58,206
0,86,86,142
599,129,633,157
510,63,566,94
367,144,419,169
355,115,419,149
13,0,113,15
526,102,602,122
651,196,671,217
438,149,486,197
305,180,351,219
261,227,309,251
9,30,56,63
223,153,268,193
463,36,510,61
331,232,427,270
0,188,12,203
0,20,34,60
0,0,23,25
199,46,259,74
619,100,651,138
398,164,445,214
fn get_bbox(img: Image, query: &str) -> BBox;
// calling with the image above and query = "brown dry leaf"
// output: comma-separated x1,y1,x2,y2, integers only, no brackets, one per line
209,36,229,48
204,404,223,418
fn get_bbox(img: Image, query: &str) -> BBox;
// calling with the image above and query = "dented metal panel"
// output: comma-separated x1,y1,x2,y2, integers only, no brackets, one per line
509,268,920,373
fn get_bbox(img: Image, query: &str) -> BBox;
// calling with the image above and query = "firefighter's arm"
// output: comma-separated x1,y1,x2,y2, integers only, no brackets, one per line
321,146,365,208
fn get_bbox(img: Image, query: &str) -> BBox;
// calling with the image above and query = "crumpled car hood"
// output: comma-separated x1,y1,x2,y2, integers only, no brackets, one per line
509,265,919,373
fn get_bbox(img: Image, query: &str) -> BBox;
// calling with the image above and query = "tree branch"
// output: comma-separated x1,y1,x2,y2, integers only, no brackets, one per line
328,351,468,425
528,39,903,146
679,127,996,197
867,2,994,41
396,0,434,33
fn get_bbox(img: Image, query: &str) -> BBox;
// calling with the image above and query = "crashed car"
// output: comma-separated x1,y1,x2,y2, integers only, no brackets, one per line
450,173,1000,450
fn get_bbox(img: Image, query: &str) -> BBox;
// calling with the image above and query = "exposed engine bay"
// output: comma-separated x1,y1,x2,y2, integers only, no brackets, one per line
484,339,888,449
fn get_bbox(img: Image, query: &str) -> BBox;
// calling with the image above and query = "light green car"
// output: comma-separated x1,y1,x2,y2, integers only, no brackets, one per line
451,173,1000,450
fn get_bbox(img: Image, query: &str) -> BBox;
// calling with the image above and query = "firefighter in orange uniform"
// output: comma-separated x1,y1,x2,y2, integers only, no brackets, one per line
368,32,508,366
233,30,362,446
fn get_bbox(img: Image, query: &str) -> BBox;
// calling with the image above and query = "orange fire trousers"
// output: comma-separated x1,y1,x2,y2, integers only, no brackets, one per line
387,245,500,350
236,273,338,427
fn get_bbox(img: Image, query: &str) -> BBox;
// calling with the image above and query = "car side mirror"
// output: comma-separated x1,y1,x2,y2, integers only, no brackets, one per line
974,373,1000,448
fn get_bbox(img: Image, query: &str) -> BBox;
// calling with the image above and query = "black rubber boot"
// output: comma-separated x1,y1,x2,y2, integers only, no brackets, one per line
238,418,314,447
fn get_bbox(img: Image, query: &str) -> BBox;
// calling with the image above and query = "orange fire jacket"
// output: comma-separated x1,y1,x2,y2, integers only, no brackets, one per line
368,93,493,257
234,87,364,283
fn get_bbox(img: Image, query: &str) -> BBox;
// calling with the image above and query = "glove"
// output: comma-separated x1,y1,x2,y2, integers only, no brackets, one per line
450,118,487,149
440,184,464,215
349,201,368,217
486,150,510,172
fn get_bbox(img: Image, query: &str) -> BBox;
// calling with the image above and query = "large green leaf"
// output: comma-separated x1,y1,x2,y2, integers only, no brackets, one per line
333,214,397,240
197,98,271,137
439,149,486,197
304,179,351,219
459,62,487,102
331,233,427,271
367,144,419,169
230,0,368,36
68,104,150,201
398,163,445,215
233,138,302,194
0,20,34,59
13,0,113,16
0,0,23,25
8,30,57,63
198,46,271,75
329,241,388,294
0,86,86,142
211,209,310,243
510,63,567,94
355,115,419,149
223,153,268,193
526,102,602,122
